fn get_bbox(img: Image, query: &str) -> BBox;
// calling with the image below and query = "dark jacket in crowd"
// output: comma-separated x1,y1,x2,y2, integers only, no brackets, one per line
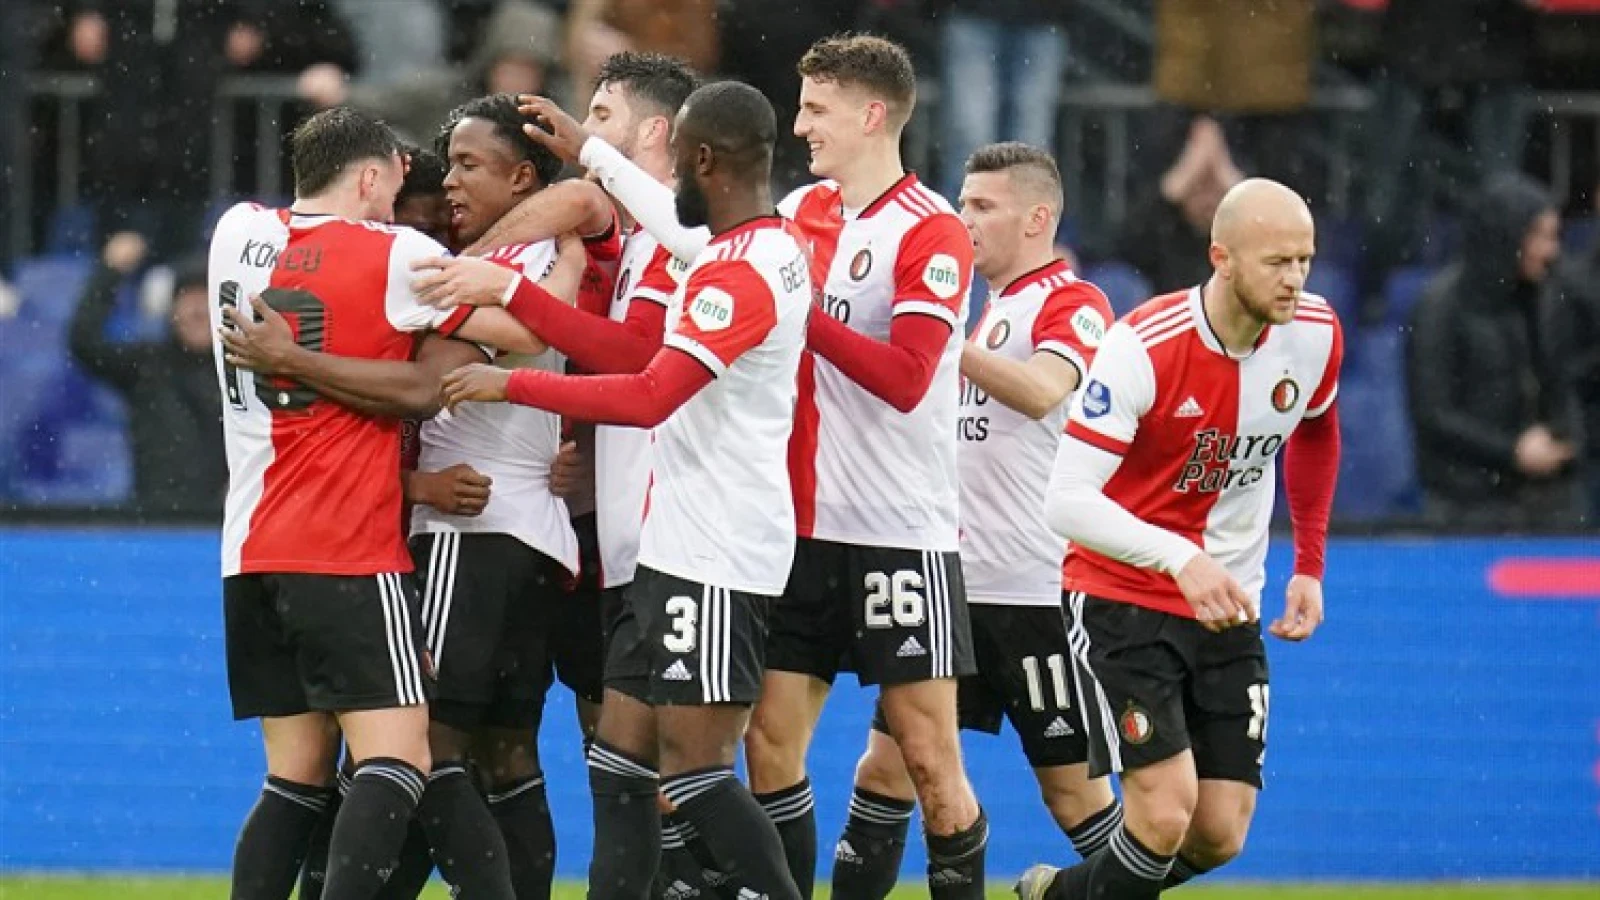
1114,194,1213,296
68,261,226,517
1381,0,1533,87
1550,236,1600,500
1406,174,1585,530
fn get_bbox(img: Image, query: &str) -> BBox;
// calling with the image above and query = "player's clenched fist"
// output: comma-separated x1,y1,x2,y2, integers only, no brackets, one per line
1175,552,1257,632
1269,573,1324,642
406,464,493,516
442,363,512,411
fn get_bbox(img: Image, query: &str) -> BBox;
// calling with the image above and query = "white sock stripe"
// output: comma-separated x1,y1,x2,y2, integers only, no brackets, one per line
759,794,815,821
429,764,469,782
264,782,328,812
586,744,658,780
849,806,912,826
1109,828,1171,880
487,776,546,804
1075,809,1121,845
661,769,733,806
850,796,913,821
360,764,426,803
391,573,425,705
663,770,730,793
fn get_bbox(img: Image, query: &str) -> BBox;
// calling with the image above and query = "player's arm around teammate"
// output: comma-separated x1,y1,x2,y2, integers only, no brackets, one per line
1019,179,1342,900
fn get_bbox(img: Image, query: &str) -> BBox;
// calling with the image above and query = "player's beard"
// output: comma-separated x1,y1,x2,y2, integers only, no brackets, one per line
676,176,710,228
1238,279,1297,326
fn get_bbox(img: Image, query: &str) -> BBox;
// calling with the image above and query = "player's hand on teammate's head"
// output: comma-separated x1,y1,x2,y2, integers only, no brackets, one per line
1175,551,1257,633
1269,574,1324,642
441,363,512,411
517,95,590,163
219,295,299,375
102,231,148,274
412,464,493,516
411,256,519,308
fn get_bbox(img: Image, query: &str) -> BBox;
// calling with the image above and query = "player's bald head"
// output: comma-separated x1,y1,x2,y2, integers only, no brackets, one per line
1211,178,1313,250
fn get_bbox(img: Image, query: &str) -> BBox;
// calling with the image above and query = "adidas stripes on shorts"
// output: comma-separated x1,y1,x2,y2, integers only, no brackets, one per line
765,538,976,687
605,565,772,706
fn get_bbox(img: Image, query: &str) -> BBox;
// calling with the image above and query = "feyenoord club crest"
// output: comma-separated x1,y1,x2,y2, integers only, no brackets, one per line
849,248,873,281
985,318,1011,350
1120,703,1154,745
1271,377,1300,413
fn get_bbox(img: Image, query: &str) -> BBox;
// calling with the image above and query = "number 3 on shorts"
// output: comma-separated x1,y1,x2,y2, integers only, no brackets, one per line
664,595,698,653
1247,683,1270,741
863,570,926,629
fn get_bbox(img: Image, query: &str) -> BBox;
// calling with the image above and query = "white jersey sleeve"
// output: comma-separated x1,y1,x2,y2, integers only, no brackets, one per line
579,137,710,263
1065,320,1155,455
385,227,459,333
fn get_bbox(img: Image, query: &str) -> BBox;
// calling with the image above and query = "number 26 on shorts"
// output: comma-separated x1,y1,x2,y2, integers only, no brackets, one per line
863,570,926,629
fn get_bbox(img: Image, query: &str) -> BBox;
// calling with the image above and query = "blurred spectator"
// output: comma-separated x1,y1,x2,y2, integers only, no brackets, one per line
68,232,225,517
1116,116,1243,294
1363,0,1536,274
329,0,446,86
1407,173,1586,531
1148,0,1315,193
1,0,40,275
1549,187,1600,523
50,1,352,259
566,0,718,104
298,0,560,145
933,0,1069,201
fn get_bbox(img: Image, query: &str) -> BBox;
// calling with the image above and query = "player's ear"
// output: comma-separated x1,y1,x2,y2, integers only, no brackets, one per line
1026,202,1052,239
1209,241,1231,279
641,115,668,152
862,99,888,135
696,142,715,178
510,160,538,194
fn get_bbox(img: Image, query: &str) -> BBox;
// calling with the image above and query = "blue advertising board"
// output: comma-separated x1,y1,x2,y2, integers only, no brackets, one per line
1,529,1596,878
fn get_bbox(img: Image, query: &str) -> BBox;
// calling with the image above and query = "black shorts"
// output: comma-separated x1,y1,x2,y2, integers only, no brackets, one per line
1067,591,1270,788
410,531,570,730
766,538,975,687
225,571,431,720
959,603,1090,768
606,566,771,706
555,512,606,705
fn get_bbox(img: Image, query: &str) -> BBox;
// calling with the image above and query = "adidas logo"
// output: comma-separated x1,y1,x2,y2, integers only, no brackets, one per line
835,839,863,865
929,868,970,887
664,880,700,900
896,636,926,658
1044,716,1076,738
1175,396,1204,418
701,870,729,888
736,889,769,900
662,660,693,681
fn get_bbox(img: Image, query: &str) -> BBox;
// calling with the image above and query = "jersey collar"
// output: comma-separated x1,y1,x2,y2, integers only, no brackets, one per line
998,258,1072,299
1190,282,1272,360
709,213,784,245
854,172,920,220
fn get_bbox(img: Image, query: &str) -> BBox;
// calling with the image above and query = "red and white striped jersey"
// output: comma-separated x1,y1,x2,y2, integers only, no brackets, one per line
780,174,972,551
636,217,811,596
1062,286,1344,617
960,261,1112,607
595,225,693,588
412,240,578,574
208,204,472,577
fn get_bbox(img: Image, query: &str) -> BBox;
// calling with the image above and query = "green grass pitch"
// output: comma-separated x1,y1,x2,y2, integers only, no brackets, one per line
1,879,1596,899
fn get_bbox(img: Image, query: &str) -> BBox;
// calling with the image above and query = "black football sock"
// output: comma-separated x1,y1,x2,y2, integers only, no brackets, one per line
830,786,914,900
1064,799,1123,860
297,775,345,900
1163,853,1212,889
752,777,816,899
231,775,332,900
372,820,433,900
665,767,801,900
416,761,515,899
925,808,988,900
489,773,557,900
1044,823,1173,900
322,757,426,900
587,740,661,900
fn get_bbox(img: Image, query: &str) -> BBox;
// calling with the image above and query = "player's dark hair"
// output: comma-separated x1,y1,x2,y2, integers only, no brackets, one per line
289,106,403,198
595,52,700,122
397,144,447,204
438,93,564,188
678,81,776,177
797,34,917,126
966,141,1065,216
